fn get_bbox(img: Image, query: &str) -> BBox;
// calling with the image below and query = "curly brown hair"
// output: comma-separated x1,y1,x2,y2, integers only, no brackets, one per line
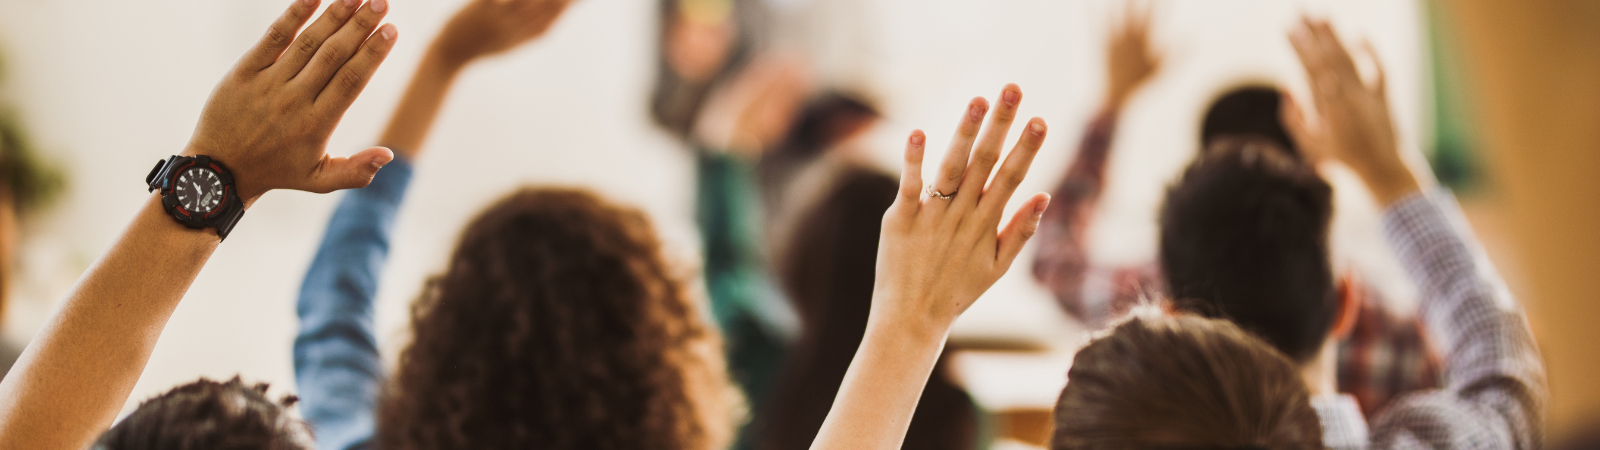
377,188,737,450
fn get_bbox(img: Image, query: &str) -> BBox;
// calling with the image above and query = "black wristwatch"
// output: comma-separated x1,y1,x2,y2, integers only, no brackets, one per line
146,155,246,240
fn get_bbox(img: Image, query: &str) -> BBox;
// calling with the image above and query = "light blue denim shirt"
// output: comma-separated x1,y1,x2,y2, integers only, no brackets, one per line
293,157,413,450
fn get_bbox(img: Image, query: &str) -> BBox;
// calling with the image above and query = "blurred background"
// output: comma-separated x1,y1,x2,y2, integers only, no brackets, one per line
0,0,1594,448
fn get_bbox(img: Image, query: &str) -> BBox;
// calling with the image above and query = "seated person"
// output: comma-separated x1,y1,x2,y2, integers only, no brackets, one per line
1052,313,1324,449
292,1,736,448
1153,17,1544,449
91,377,313,450
0,0,401,447
1032,6,1437,416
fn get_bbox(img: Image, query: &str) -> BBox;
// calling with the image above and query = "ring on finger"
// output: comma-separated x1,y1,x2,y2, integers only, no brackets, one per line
925,185,957,200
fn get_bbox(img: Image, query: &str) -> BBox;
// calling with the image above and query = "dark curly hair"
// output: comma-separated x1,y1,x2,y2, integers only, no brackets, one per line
92,376,312,450
377,188,737,450
1053,313,1323,449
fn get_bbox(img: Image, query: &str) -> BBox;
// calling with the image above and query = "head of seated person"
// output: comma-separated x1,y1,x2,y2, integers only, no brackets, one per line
1052,313,1323,449
91,377,312,450
1161,115,1348,370
377,188,737,450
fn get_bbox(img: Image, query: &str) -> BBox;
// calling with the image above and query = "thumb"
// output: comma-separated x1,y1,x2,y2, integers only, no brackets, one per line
995,193,1051,271
307,147,395,193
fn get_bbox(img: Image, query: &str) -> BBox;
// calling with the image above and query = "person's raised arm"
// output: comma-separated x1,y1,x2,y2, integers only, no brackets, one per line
1285,18,1545,448
809,84,1051,450
378,0,573,158
293,2,574,448
0,1,398,448
1032,3,1162,326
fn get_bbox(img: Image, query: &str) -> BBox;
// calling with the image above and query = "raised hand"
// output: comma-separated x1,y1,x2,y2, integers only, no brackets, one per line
432,0,576,65
809,85,1050,450
874,84,1052,333
1106,1,1163,107
1283,17,1419,206
692,55,812,155
187,0,400,200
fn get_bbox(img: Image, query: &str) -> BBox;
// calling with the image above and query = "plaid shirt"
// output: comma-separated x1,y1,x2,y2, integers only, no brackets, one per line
1033,109,1443,417
1314,190,1547,449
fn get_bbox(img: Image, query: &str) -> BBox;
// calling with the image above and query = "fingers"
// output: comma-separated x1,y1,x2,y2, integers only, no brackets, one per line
896,130,927,205
272,0,362,80
315,23,398,111
240,0,320,72
995,193,1051,271
294,0,390,90
930,97,989,200
976,118,1048,222
1362,39,1388,97
304,146,395,193
1280,94,1325,163
955,85,1023,206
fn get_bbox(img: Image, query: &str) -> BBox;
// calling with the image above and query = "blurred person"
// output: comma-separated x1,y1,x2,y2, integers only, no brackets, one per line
292,1,738,449
91,377,313,450
651,0,768,139
1031,4,1438,417
0,52,67,376
0,0,401,447
1158,17,1545,449
653,0,814,444
1051,313,1325,449
755,92,978,450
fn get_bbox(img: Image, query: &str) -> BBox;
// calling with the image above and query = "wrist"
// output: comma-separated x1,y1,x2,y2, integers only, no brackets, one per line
866,291,955,345
423,42,476,74
1354,161,1422,208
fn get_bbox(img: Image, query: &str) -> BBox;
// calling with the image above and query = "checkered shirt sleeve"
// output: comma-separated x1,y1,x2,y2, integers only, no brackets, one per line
1363,190,1547,449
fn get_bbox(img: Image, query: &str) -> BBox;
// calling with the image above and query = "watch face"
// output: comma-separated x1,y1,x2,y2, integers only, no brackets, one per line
174,166,224,214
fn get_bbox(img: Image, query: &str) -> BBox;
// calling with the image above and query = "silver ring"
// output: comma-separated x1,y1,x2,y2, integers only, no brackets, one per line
925,185,956,200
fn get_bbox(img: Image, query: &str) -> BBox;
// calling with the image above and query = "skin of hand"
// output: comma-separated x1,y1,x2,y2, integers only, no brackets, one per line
809,84,1052,450
692,55,812,156
0,1,397,448
379,0,576,159
431,0,576,67
1283,17,1421,207
1105,1,1162,108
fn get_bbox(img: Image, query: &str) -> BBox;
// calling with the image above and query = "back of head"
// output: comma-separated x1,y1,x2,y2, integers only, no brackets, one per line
1159,136,1337,362
1052,314,1322,449
1200,86,1298,158
378,188,735,450
93,377,312,450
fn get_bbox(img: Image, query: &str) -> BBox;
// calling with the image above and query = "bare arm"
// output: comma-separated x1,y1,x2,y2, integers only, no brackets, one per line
0,1,399,447
378,0,573,159
810,84,1051,450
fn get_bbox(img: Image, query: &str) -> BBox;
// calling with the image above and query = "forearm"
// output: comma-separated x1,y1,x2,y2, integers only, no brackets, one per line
1032,108,1116,323
0,195,219,450
377,46,467,159
295,159,413,450
809,304,947,450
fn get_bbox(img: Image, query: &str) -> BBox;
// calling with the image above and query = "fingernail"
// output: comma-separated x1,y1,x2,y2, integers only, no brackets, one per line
344,0,358,8
1029,121,1046,134
1003,89,1021,106
969,103,987,122
301,0,317,6
910,134,924,146
370,0,387,13
379,24,396,40
1034,197,1051,216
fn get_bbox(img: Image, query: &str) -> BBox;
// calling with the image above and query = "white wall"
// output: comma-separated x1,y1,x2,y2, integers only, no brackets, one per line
0,0,1424,418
